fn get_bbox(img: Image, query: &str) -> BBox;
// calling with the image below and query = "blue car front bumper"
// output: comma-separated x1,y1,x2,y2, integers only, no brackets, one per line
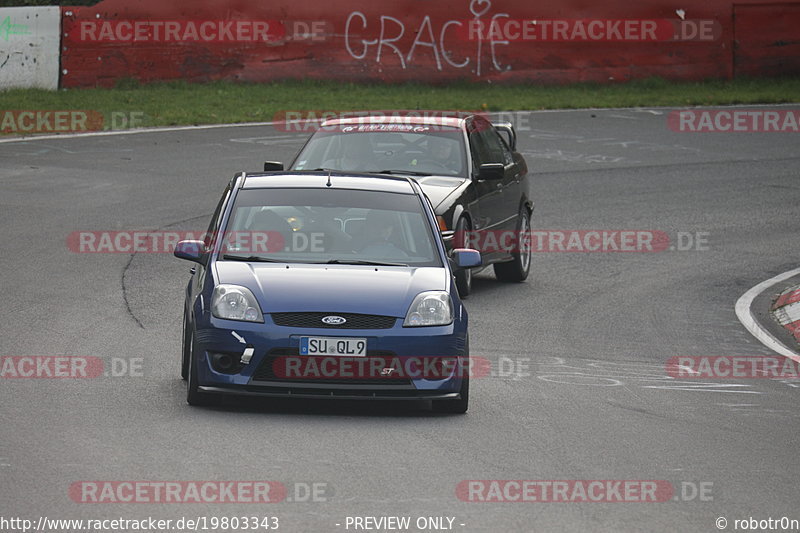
191,313,469,401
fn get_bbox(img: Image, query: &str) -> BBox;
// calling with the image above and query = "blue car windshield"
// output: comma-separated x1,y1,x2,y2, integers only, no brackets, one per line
291,125,467,177
220,188,442,267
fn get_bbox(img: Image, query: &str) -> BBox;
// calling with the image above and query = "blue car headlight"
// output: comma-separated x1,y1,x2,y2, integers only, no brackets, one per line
211,285,264,323
403,291,454,327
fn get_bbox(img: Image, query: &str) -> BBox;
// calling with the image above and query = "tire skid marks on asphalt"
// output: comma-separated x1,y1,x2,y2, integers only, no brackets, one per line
536,360,761,394
519,148,629,164
494,356,764,394
521,128,701,160
772,378,800,389
715,403,799,417
0,142,135,157
524,128,699,151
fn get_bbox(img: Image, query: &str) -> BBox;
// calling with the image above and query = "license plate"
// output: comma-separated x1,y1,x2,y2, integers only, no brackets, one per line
300,337,367,356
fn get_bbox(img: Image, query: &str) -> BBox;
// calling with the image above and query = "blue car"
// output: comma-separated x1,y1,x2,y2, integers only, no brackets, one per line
174,171,481,413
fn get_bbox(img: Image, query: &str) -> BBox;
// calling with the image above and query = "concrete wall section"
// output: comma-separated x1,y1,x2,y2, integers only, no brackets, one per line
0,7,60,90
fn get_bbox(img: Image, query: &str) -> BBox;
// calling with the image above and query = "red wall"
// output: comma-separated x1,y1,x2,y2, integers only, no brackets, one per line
733,3,800,77
60,0,800,88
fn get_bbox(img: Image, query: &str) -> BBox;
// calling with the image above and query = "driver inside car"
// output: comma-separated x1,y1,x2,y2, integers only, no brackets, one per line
412,136,460,174
357,210,410,260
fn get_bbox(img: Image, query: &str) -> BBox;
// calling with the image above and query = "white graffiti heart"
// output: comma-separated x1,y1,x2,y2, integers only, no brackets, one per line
469,0,492,18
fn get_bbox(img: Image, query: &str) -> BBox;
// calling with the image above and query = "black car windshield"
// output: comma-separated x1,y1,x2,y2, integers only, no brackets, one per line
291,125,467,177
219,188,442,267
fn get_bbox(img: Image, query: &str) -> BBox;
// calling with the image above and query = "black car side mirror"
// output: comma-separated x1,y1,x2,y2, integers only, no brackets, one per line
478,163,504,180
263,161,284,171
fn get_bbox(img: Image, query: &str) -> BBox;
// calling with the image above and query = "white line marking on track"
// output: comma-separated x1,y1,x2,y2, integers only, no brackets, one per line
641,384,761,394
735,267,800,361
0,120,279,144
1,103,798,144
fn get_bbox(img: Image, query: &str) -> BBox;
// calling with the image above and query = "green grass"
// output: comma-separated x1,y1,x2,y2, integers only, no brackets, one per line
1,77,799,131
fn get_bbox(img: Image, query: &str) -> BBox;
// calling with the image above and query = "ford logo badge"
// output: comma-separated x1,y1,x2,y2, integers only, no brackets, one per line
322,315,347,325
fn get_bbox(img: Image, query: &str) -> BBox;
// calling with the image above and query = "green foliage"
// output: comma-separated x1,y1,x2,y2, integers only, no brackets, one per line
1,78,798,132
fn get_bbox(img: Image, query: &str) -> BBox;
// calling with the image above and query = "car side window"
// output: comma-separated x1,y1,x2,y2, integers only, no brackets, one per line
479,127,506,165
497,132,515,166
204,185,231,251
468,125,490,171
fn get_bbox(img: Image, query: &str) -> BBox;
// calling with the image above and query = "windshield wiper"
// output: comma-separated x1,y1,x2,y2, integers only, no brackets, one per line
375,169,432,177
326,259,408,267
222,255,287,263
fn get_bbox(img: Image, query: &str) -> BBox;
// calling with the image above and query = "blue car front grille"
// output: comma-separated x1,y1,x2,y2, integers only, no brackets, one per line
271,312,397,329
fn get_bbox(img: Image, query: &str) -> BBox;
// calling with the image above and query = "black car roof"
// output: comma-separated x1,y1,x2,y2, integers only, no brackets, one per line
240,170,418,195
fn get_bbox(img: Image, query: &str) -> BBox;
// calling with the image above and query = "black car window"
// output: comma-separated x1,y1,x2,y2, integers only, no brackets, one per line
468,126,490,170
479,126,506,165
292,126,467,177
497,132,515,166
204,183,231,251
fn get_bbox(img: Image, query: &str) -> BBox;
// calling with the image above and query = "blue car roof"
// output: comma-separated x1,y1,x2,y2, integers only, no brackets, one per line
242,171,416,195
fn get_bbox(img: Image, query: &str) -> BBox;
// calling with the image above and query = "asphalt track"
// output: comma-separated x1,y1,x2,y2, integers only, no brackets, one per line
1,107,799,532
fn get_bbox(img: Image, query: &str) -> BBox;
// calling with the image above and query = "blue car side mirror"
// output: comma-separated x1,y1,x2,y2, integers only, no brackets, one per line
452,248,482,269
174,240,206,263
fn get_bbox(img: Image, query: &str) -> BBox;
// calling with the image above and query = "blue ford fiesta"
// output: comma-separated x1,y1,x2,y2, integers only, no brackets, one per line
174,171,481,413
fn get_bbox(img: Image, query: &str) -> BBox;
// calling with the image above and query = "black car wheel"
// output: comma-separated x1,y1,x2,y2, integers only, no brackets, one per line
186,334,214,406
432,376,469,414
453,217,473,298
180,309,191,380
494,206,531,282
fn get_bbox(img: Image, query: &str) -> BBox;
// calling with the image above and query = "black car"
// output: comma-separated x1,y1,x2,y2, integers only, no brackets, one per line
265,113,533,297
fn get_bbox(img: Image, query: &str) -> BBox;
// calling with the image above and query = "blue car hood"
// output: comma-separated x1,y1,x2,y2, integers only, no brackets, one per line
214,262,448,317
